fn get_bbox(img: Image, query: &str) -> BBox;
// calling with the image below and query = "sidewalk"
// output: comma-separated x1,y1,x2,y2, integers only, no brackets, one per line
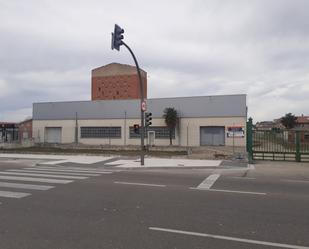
0,153,225,169
105,158,222,168
247,160,309,180
0,153,113,165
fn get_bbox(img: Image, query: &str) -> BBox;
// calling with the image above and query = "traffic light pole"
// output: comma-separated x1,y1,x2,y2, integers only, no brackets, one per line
122,41,145,166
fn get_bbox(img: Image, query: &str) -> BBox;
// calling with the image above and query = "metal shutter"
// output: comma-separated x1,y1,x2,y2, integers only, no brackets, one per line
200,126,225,146
45,127,62,143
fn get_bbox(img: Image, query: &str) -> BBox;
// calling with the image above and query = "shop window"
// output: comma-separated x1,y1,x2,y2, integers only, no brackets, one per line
81,127,121,138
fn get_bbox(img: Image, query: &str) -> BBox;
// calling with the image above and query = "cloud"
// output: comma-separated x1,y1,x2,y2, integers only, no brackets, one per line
0,0,309,122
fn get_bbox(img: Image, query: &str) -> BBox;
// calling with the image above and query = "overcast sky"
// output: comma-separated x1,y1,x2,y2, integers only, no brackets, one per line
0,0,308,122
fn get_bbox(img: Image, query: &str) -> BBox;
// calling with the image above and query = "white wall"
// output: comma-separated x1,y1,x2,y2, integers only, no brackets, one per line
33,116,246,147
179,117,246,146
33,120,75,143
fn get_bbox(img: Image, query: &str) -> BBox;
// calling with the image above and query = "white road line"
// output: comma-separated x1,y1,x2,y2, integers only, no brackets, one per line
0,171,87,179
25,167,112,174
7,169,100,177
0,190,31,198
0,182,54,191
114,181,166,187
190,187,266,195
0,175,73,184
149,227,309,249
281,179,309,184
196,174,220,189
230,177,256,180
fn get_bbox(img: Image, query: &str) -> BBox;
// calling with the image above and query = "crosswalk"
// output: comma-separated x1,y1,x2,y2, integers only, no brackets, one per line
0,165,114,201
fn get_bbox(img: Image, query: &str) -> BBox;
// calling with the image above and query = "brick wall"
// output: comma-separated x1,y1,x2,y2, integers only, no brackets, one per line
91,63,147,101
19,119,32,141
92,74,147,100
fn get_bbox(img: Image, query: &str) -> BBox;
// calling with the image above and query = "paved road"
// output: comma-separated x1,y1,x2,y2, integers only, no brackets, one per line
0,158,309,249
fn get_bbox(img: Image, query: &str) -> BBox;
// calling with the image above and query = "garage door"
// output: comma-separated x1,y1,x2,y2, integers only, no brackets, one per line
45,127,62,143
200,126,225,146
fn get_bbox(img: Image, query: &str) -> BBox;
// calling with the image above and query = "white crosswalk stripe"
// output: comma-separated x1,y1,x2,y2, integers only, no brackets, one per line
7,169,100,177
32,166,114,172
0,165,114,201
0,175,73,184
0,171,88,179
0,182,54,190
41,166,111,171
0,190,31,198
25,167,113,174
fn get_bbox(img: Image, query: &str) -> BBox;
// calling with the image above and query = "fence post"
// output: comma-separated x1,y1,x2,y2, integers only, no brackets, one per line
247,117,253,163
295,131,301,162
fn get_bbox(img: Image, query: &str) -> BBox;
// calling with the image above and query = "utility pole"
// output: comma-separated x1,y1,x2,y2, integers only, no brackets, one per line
75,112,78,144
111,24,145,165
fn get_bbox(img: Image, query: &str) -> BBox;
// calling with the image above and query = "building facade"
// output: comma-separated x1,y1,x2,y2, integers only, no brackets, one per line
32,94,247,147
18,119,33,141
91,63,147,101
296,115,309,129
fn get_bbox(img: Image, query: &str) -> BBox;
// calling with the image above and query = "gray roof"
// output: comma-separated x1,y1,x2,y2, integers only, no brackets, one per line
33,94,247,120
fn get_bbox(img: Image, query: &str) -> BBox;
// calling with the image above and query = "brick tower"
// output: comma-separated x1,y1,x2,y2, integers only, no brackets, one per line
91,63,147,100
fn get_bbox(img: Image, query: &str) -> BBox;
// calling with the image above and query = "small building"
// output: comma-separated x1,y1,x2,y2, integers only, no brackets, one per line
18,119,33,141
0,122,19,142
32,94,247,147
91,63,147,101
296,115,309,129
255,121,275,130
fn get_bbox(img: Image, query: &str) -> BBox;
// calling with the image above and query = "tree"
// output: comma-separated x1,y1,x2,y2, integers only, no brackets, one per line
281,113,297,129
163,107,178,145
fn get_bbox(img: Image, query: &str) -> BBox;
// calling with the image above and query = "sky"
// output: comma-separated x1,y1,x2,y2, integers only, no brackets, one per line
0,0,308,122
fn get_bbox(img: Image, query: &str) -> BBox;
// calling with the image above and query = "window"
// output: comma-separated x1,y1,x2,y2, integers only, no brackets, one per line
129,126,174,139
305,132,309,140
81,127,121,138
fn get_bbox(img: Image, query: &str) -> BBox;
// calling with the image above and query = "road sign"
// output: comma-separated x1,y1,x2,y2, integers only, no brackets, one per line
141,101,147,111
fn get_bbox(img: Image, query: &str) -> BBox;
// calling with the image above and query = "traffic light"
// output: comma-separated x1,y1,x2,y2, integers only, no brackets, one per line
145,112,152,127
111,24,124,51
133,124,140,134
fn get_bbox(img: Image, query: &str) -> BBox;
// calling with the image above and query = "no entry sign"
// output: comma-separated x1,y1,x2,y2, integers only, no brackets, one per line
141,101,147,111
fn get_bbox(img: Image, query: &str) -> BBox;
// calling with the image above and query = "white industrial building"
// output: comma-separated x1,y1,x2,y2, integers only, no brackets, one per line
32,94,247,147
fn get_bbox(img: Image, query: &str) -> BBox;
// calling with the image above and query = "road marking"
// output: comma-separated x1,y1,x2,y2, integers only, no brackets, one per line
0,171,87,179
7,169,100,177
196,174,220,189
0,190,31,198
281,179,309,184
25,167,112,174
230,177,256,180
149,227,309,249
190,187,266,195
114,181,166,187
35,166,111,171
44,166,115,171
0,175,73,184
0,182,54,190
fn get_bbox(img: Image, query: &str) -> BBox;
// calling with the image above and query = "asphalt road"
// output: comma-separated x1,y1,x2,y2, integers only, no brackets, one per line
0,159,309,249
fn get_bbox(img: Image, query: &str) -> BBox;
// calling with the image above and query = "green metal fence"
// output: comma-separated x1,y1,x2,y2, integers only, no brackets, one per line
247,118,309,162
